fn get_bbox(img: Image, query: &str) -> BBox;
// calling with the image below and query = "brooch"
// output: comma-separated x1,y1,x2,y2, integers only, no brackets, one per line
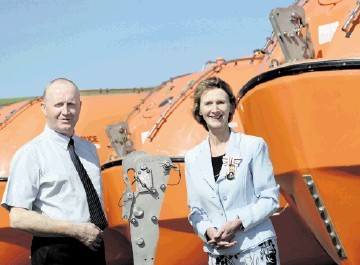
222,156,242,180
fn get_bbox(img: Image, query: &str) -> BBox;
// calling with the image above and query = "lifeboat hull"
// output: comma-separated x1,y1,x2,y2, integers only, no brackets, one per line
239,63,360,264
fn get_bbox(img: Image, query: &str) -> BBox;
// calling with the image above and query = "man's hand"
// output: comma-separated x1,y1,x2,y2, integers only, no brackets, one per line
9,207,105,252
74,223,104,251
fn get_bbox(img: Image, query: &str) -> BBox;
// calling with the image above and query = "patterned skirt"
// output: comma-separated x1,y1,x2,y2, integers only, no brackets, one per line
208,238,280,265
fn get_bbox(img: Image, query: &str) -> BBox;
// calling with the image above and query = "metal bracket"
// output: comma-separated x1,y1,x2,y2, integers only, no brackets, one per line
269,5,315,63
121,151,173,264
106,121,134,158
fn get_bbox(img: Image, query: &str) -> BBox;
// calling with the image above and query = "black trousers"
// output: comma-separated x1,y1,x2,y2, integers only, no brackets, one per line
31,236,106,265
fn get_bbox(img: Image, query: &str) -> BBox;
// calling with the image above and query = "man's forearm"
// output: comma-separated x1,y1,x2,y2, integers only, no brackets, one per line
9,207,77,238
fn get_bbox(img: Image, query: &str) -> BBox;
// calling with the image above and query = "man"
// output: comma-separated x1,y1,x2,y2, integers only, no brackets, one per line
1,78,107,265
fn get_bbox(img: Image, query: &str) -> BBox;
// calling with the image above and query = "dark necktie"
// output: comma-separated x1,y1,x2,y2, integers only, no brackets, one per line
68,137,108,230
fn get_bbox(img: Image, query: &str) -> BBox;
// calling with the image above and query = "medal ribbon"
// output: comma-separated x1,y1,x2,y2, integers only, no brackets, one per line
222,156,242,180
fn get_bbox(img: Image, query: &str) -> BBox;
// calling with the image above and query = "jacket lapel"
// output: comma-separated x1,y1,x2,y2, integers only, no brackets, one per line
197,138,216,191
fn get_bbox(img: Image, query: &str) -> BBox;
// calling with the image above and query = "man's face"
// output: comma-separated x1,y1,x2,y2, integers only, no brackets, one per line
41,82,82,137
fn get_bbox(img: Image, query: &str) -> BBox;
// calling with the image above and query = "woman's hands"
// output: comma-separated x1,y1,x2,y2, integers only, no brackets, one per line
206,219,243,249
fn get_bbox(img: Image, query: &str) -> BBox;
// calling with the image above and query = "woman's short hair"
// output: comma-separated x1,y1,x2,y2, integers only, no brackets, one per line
192,77,237,131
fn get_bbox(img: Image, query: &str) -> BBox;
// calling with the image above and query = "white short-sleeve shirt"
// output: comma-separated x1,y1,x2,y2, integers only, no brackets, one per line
1,125,104,223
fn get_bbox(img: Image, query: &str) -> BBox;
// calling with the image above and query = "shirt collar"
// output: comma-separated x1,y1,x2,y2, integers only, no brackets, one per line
44,125,73,150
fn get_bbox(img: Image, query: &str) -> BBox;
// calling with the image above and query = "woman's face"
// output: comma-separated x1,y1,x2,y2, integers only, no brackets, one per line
199,88,232,131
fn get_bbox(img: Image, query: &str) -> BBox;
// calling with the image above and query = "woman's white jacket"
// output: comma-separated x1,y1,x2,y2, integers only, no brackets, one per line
185,130,279,255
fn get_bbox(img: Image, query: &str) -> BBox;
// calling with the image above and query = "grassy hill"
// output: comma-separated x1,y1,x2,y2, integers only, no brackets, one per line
0,97,35,105
0,87,153,106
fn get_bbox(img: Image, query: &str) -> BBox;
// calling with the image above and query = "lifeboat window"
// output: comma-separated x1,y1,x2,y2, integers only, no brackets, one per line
158,96,173,107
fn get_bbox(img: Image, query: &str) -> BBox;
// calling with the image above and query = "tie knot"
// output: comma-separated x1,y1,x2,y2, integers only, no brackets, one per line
68,137,74,148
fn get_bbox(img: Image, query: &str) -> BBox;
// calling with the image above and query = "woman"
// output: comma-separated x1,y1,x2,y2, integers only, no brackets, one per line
185,77,280,265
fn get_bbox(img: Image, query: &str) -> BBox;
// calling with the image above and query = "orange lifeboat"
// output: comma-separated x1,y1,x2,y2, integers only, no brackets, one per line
238,0,360,264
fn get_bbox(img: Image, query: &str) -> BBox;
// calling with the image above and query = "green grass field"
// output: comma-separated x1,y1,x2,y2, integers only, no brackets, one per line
0,97,35,105
0,87,153,106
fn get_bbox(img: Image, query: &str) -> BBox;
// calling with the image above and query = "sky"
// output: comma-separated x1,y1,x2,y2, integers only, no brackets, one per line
0,0,294,99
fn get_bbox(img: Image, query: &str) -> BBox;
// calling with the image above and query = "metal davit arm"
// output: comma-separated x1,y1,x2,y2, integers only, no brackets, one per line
342,1,360,35
121,151,173,265
269,5,315,63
